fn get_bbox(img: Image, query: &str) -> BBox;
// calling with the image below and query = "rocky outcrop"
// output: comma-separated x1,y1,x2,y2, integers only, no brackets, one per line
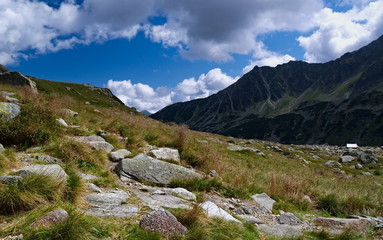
72,135,114,153
117,154,202,185
18,164,68,182
0,65,37,92
148,148,181,163
140,209,187,238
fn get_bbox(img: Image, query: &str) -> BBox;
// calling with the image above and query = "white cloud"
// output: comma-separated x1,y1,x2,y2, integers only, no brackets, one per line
298,0,383,62
107,68,238,113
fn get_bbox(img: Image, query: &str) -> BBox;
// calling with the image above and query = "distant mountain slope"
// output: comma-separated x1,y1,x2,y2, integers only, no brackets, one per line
152,35,383,146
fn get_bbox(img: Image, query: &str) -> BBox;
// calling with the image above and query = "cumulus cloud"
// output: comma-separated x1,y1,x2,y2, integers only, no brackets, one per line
298,0,383,62
107,68,238,113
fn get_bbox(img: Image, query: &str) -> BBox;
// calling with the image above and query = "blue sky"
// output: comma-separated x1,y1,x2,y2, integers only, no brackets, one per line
1,0,383,112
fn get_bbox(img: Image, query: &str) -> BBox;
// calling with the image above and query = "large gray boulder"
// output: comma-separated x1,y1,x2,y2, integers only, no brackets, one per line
251,193,276,213
72,135,114,153
0,102,20,121
200,201,241,224
149,148,180,163
140,209,187,238
18,164,68,182
340,155,355,163
117,154,202,185
0,67,37,93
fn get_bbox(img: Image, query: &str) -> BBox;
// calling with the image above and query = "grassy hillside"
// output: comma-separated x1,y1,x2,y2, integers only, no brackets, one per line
0,81,382,239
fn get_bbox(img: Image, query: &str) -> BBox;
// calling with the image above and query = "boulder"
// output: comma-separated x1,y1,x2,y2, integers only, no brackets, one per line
258,224,302,238
19,164,68,182
31,209,69,228
276,213,303,226
159,187,196,201
359,152,378,164
86,183,102,193
117,154,202,185
56,118,68,127
0,70,37,92
0,143,4,153
140,209,187,238
325,161,342,167
0,102,20,121
132,189,193,210
313,217,369,233
251,193,276,212
72,135,114,153
355,164,363,170
110,149,131,162
62,109,78,117
340,155,355,163
149,148,181,163
200,201,241,224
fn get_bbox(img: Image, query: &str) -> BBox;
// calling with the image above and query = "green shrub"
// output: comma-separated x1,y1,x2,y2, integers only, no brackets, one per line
64,167,84,204
0,105,60,148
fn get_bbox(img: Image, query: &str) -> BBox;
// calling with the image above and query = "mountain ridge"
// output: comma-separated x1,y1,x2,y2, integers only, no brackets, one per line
152,35,383,146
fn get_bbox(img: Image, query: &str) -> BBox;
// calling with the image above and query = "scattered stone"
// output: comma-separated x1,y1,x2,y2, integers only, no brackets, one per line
31,209,69,228
0,68,38,92
154,187,196,201
79,173,98,181
110,149,131,162
251,193,276,213
227,144,265,157
0,102,20,121
0,234,24,240
86,183,102,193
149,148,181,163
117,154,202,185
85,101,90,105
72,135,114,153
258,224,302,238
62,109,78,117
132,189,193,210
197,140,208,144
237,215,264,224
200,201,241,224
313,217,369,233
56,118,68,127
93,109,101,113
362,172,373,176
0,176,22,185
334,168,346,174
355,164,363,170
18,164,68,182
0,143,4,153
140,209,187,238
325,161,341,167
208,170,222,180
277,213,303,226
359,152,378,164
302,195,313,205
340,155,355,163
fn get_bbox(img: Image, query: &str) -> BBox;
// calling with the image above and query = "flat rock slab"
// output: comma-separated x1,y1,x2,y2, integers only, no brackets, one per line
0,102,20,121
277,213,303,226
31,209,69,228
110,149,131,162
86,204,139,218
200,201,241,224
132,189,192,210
72,135,114,153
140,209,187,238
149,148,180,163
117,154,202,185
19,164,68,182
313,217,370,233
252,193,276,213
258,224,303,238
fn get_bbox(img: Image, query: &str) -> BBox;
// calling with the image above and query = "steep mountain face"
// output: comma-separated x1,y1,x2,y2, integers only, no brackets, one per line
152,35,383,146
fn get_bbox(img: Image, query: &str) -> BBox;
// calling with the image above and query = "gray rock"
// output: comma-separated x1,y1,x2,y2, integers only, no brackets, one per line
86,183,102,193
149,148,181,163
133,189,192,210
31,209,69,228
79,173,98,181
313,217,369,233
140,209,187,238
19,164,68,182
0,143,4,153
117,154,202,185
277,213,303,225
340,155,356,163
86,204,138,218
56,118,68,127
251,193,276,212
72,135,114,153
208,170,223,180
0,102,20,121
200,201,241,224
355,164,363,170
86,189,129,208
359,152,378,164
258,224,302,238
157,187,196,201
362,172,373,176
237,215,264,224
26,155,62,164
62,109,78,117
0,176,22,185
325,161,342,167
0,70,37,92
110,149,131,162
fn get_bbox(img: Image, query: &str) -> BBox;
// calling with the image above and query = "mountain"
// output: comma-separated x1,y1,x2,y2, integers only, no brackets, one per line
152,35,383,146
140,110,153,116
